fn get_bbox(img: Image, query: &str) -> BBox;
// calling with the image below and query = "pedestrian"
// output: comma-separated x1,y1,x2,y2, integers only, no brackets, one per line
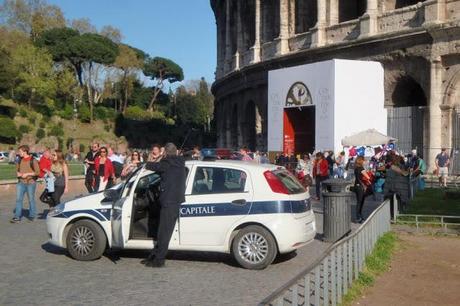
335,151,346,178
148,144,163,162
142,143,186,268
8,146,16,164
121,150,142,179
191,146,202,160
296,154,313,187
435,148,450,188
108,147,124,183
50,149,69,205
38,148,52,178
260,152,270,164
94,147,115,192
11,145,40,223
312,152,329,200
325,151,334,177
353,156,372,223
84,142,100,193
239,147,253,161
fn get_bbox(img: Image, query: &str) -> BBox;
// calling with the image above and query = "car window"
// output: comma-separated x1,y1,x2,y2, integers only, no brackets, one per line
192,167,247,195
272,169,306,194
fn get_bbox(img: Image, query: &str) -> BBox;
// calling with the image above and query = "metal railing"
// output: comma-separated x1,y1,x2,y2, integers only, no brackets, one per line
396,214,460,232
259,197,392,306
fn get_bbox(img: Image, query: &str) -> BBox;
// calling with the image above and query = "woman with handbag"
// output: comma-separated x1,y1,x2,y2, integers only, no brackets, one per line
94,146,115,191
354,156,372,223
50,150,69,206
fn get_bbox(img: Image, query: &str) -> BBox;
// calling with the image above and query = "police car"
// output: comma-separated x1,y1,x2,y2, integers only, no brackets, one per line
46,160,316,269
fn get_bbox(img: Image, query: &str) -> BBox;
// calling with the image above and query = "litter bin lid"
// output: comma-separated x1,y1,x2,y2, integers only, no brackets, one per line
322,178,353,193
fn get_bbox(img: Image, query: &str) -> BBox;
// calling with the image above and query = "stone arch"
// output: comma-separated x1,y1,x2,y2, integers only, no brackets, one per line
242,100,257,151
441,66,460,174
338,0,366,22
295,0,317,34
240,0,256,50
388,74,427,156
231,103,239,149
262,0,280,42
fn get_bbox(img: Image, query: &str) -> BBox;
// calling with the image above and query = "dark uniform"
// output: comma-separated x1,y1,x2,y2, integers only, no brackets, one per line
144,154,186,266
84,150,99,193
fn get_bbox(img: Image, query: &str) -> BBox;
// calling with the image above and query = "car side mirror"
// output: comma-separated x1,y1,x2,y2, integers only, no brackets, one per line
103,189,119,202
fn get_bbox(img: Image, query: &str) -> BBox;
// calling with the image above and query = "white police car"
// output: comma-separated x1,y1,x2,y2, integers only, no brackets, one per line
47,160,316,269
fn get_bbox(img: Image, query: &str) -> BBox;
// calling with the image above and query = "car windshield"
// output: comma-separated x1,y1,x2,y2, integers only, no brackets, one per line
272,169,306,194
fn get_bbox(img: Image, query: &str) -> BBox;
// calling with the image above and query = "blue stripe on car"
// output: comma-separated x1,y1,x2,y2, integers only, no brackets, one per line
52,200,310,220
179,199,310,218
52,209,110,221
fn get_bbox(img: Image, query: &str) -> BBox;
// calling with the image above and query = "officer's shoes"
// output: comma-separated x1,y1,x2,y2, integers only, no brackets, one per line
140,253,156,265
145,259,165,268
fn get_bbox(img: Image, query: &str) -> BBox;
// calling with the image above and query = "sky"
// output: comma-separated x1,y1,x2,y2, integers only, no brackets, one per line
47,0,217,86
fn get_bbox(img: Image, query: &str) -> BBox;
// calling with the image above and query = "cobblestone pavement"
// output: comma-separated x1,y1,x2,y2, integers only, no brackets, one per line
0,181,379,306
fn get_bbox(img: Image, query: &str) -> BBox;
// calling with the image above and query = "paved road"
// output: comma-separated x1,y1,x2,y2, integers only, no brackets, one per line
0,181,379,306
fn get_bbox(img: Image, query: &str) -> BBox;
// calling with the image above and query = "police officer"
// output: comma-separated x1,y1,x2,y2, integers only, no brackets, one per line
142,143,186,267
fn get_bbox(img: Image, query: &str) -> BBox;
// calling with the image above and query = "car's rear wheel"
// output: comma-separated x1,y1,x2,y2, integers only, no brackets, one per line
232,225,277,270
66,220,106,261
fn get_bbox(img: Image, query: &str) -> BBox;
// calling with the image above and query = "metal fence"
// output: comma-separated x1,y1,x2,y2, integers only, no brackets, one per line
259,198,392,306
395,214,460,232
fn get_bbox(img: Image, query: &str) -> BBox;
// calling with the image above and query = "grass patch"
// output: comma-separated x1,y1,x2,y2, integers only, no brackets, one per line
340,232,398,306
0,162,85,181
406,188,460,216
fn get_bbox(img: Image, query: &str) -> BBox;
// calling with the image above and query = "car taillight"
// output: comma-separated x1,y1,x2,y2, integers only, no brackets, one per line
264,170,289,194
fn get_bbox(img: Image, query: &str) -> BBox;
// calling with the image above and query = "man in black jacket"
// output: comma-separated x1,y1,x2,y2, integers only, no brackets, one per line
142,143,186,267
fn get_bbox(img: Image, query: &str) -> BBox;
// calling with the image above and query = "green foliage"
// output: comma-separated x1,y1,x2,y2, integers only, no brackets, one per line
94,105,108,120
0,49,16,94
0,102,17,118
57,136,63,150
341,232,398,306
35,27,80,62
0,116,18,139
58,103,74,120
104,124,111,132
19,107,28,117
70,33,119,65
150,111,166,121
124,105,153,121
18,124,31,134
176,93,207,126
27,113,37,124
11,43,56,102
78,103,91,123
48,123,64,137
35,128,45,140
143,56,184,84
79,143,85,153
39,120,46,128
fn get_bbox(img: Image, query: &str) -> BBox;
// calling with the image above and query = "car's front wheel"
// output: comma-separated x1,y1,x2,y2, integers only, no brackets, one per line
232,225,277,270
66,220,107,261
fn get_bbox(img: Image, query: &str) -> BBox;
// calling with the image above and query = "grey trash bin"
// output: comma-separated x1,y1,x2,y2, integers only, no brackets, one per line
322,178,354,242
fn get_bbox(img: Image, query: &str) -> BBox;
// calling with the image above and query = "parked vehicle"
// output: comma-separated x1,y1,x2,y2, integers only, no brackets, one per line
46,160,316,269
0,151,9,163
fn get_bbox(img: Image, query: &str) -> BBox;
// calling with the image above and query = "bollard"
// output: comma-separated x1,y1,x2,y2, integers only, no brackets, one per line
322,179,354,242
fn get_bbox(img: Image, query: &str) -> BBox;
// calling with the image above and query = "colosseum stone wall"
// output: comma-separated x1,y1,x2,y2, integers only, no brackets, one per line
210,0,460,172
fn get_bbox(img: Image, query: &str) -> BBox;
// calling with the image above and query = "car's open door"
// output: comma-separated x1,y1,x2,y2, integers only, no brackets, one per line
111,167,144,248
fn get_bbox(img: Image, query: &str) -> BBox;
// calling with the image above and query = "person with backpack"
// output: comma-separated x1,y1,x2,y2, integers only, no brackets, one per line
11,145,40,223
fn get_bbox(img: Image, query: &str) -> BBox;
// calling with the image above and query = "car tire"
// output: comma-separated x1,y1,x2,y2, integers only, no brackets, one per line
232,225,277,270
66,219,107,261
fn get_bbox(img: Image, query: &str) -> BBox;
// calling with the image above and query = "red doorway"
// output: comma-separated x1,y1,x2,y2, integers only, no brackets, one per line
283,107,315,154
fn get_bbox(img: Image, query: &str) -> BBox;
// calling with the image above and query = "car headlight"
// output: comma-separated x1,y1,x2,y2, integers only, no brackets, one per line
48,203,65,217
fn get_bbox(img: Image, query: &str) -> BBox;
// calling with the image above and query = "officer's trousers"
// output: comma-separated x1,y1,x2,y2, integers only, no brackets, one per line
151,202,180,262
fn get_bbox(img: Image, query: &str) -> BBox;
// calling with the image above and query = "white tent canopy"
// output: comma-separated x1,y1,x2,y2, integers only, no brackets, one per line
341,129,397,147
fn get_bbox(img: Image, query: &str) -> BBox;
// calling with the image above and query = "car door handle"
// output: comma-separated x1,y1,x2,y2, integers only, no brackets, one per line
231,199,247,206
